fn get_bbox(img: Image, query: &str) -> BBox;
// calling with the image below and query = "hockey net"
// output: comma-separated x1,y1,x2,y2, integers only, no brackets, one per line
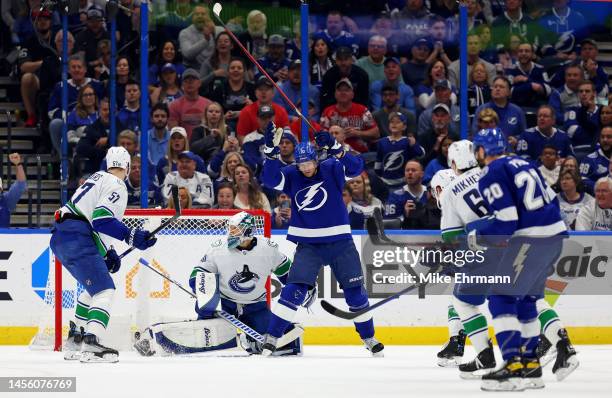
30,209,271,351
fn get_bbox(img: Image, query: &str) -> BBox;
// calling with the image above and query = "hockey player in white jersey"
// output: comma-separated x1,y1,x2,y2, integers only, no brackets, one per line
133,211,303,356
50,147,158,363
437,140,497,377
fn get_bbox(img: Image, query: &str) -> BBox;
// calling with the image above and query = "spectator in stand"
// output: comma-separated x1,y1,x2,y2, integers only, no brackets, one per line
179,5,223,71
236,76,289,141
310,37,335,89
560,156,579,175
401,38,432,90
578,39,609,104
490,0,537,49
346,172,383,220
312,10,359,56
150,63,183,106
198,32,233,89
375,111,424,189
241,104,272,175
448,33,496,91
423,135,455,186
416,60,457,110
232,164,271,212
168,186,193,210
580,126,612,194
320,46,369,110
272,191,292,229
447,0,487,39
564,81,602,156
75,6,110,70
417,80,460,140
105,56,131,110
393,0,432,45
162,151,214,208
365,12,407,60
289,99,322,140
370,57,416,114
62,85,100,153
0,153,27,227
117,80,141,134
190,102,229,164
207,57,256,131
467,62,492,116
419,103,459,159
539,0,587,60
19,9,55,127
168,69,212,140
117,130,139,157
556,168,594,229
472,76,526,144
273,60,320,123
213,183,236,210
575,177,612,231
90,39,111,81
505,42,551,108
255,34,291,83
38,30,75,104
383,160,428,223
475,24,498,64
319,78,379,153
156,126,206,186
355,35,388,84
278,129,297,165
549,63,582,117
601,105,612,129
343,187,366,229
147,103,170,170
403,181,442,230
373,83,417,139
155,0,193,40
126,155,160,207
209,151,245,190
516,105,574,162
538,145,562,187
474,108,500,134
149,40,186,87
427,15,456,64
75,98,118,175
237,10,269,61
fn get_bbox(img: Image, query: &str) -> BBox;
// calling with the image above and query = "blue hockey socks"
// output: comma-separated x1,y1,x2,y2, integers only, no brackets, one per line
344,286,375,339
267,283,309,338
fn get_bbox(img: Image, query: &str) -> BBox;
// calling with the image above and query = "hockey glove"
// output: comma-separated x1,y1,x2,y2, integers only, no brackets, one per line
315,131,343,157
302,285,318,309
125,229,158,250
264,121,282,159
104,248,121,274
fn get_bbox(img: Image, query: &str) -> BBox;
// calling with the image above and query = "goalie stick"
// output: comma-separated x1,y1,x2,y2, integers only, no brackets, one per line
137,258,303,348
119,185,181,259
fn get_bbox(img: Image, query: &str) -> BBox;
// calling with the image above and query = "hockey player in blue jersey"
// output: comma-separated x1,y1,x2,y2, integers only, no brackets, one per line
260,123,384,356
467,128,573,391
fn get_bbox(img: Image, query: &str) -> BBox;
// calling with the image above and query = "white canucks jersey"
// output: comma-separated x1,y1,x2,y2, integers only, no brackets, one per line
192,237,291,304
440,167,488,242
60,171,128,253
162,171,213,207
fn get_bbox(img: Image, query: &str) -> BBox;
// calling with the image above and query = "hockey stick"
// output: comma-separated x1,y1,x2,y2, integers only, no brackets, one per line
211,3,316,133
137,257,303,347
119,185,181,259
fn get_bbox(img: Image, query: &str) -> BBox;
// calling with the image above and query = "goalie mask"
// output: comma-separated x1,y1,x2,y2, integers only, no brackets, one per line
227,211,255,249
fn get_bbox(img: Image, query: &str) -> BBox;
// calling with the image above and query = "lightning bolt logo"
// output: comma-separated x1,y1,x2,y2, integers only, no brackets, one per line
512,243,530,284
384,151,405,171
296,182,328,212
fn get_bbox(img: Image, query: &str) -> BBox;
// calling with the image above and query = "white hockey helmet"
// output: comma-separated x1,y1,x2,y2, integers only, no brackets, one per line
430,169,456,209
227,211,256,249
447,140,478,171
106,146,131,174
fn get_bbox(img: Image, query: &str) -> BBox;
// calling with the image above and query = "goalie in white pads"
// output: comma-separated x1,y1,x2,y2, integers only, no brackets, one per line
50,147,158,363
134,211,304,356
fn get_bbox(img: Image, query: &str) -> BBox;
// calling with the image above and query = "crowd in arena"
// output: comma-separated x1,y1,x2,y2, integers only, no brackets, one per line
2,0,612,230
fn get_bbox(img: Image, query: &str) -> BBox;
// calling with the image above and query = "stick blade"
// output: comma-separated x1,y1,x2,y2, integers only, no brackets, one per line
320,300,359,320
171,185,180,214
212,2,222,17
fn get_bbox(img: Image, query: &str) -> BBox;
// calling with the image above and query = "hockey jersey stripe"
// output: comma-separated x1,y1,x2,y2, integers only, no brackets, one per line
494,206,519,221
92,207,114,220
514,220,567,237
287,224,351,238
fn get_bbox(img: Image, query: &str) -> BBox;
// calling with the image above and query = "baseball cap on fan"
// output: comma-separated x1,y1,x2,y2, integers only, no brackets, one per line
177,151,198,162
170,126,187,138
87,6,104,20
32,9,53,20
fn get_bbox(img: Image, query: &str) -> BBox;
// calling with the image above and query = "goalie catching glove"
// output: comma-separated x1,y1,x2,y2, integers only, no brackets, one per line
315,131,343,157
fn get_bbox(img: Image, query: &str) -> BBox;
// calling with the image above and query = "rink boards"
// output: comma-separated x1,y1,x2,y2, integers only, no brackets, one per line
1,229,611,345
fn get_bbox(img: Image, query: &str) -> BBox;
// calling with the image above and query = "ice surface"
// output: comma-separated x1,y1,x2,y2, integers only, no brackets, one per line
1,345,610,398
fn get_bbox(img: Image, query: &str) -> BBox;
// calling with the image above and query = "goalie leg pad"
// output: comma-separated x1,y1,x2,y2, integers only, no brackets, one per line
149,319,238,355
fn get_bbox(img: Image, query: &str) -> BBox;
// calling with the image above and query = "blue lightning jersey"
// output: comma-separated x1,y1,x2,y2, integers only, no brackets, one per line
374,136,424,188
579,147,610,194
515,127,574,161
383,185,427,220
255,56,291,82
475,156,567,237
261,154,363,243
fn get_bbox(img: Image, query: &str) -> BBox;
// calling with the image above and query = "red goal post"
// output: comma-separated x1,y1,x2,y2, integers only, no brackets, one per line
35,209,272,352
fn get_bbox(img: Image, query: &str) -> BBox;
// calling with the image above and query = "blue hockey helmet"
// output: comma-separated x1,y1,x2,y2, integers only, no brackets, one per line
294,141,317,164
473,128,506,156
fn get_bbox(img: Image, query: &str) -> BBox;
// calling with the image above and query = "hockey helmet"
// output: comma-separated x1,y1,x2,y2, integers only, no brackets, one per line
227,211,256,249
473,128,506,157
430,169,456,209
106,146,131,174
447,140,478,170
294,141,317,164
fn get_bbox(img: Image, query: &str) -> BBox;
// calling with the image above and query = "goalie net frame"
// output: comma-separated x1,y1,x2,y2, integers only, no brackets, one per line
41,208,272,352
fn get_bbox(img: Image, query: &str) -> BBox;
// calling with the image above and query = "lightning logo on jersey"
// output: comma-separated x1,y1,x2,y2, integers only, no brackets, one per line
296,182,328,212
384,151,405,171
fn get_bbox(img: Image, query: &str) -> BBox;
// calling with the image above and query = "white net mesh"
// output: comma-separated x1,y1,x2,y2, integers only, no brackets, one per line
30,209,270,351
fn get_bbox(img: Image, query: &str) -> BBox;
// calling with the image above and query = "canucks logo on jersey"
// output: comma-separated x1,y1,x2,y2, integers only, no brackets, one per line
295,182,328,212
228,265,260,294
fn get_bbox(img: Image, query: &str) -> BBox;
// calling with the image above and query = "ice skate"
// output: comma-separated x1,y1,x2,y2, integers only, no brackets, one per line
552,328,579,381
481,356,524,391
63,321,83,361
522,357,545,389
459,340,496,379
363,337,384,357
437,330,465,367
80,334,119,363
536,334,556,367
